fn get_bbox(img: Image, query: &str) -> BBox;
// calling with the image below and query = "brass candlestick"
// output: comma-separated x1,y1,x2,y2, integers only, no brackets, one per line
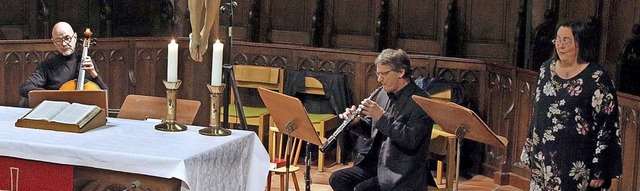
199,84,231,136
155,80,188,132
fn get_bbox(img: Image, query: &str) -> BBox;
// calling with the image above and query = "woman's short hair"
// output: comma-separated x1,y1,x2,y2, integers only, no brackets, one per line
551,20,597,63
375,49,413,79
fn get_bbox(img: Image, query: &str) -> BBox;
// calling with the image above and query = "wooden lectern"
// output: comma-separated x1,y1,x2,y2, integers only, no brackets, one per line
18,90,109,133
412,95,508,191
258,87,325,191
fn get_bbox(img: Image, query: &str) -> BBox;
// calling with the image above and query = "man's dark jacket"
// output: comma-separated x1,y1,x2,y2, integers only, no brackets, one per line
349,81,436,190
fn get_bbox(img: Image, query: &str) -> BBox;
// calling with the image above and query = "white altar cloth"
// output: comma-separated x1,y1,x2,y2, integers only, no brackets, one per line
0,106,269,191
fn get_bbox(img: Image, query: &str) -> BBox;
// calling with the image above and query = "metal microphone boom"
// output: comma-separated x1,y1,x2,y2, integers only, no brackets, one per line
320,86,382,153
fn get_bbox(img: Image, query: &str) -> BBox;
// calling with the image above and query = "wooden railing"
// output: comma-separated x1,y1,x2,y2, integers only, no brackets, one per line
1,38,638,190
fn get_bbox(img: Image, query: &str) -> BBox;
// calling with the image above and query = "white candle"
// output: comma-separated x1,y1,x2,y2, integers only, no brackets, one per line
211,39,224,85
167,39,179,82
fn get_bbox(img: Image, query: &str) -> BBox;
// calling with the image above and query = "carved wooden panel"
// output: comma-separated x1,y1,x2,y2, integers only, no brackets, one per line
218,0,251,41
133,48,161,96
0,1,32,39
393,0,446,54
484,65,516,180
90,40,133,111
3,39,640,191
234,42,369,100
264,0,316,45
433,58,486,116
0,40,56,106
49,1,85,27
618,93,640,191
36,0,104,38
508,69,537,188
0,2,27,24
559,0,596,21
356,54,377,100
3,52,28,106
229,50,290,107
327,0,378,50
458,0,518,65
0,1,43,39
235,0,251,39
604,0,640,84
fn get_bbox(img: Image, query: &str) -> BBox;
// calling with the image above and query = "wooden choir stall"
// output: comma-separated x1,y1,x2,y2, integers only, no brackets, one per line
1,38,640,190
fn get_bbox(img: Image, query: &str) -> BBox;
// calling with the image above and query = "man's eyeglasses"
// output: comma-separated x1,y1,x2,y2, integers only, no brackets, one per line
551,38,572,46
52,34,76,46
375,70,394,77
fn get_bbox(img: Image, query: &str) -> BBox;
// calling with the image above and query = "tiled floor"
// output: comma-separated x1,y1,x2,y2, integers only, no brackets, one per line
266,161,523,191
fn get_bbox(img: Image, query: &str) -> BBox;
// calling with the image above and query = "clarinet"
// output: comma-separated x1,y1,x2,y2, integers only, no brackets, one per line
320,86,383,153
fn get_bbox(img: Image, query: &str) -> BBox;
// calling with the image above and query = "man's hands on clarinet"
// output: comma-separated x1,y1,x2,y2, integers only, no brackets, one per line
339,98,385,124
360,99,385,120
339,105,361,124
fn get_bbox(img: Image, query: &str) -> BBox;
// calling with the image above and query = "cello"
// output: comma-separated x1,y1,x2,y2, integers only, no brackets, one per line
59,28,101,90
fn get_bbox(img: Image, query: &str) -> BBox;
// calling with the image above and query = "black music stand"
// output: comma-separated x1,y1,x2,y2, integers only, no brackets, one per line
258,87,324,191
219,0,248,130
412,95,508,191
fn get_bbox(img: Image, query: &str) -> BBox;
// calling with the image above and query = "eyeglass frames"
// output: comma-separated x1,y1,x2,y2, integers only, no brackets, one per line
375,70,394,77
551,38,573,46
52,33,77,46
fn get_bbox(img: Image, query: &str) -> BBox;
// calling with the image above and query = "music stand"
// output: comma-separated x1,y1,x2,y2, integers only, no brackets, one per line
258,87,324,191
412,95,508,191
219,0,249,131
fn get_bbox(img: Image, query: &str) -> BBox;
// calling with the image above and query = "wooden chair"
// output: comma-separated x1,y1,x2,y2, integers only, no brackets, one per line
424,83,456,190
266,130,303,191
117,94,201,125
269,77,340,172
429,125,456,190
225,65,284,142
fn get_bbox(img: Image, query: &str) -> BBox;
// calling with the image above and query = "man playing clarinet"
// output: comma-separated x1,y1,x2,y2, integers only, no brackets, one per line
329,49,436,191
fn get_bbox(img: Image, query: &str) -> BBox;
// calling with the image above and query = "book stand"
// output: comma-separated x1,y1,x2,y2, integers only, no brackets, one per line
412,95,508,190
15,109,106,133
258,87,324,191
19,90,109,133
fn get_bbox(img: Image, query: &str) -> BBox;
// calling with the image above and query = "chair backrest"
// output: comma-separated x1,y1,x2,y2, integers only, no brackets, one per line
273,132,304,166
303,77,325,95
298,76,337,115
233,65,284,92
419,77,470,107
117,94,201,125
284,71,353,115
231,65,285,106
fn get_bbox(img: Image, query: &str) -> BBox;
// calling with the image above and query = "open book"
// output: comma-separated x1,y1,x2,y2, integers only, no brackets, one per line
23,100,102,128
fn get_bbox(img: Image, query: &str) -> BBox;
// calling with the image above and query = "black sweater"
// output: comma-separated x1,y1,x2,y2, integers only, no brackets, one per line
19,52,108,98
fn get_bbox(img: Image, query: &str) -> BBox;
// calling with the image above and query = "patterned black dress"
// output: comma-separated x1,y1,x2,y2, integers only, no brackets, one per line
520,60,622,191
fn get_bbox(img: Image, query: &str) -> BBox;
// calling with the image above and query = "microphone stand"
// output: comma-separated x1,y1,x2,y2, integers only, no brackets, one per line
220,0,248,130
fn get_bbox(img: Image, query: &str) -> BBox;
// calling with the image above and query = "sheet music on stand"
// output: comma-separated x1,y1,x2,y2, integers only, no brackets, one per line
258,87,325,191
412,95,508,191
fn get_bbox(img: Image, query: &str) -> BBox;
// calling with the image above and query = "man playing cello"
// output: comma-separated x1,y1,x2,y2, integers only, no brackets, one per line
19,22,108,107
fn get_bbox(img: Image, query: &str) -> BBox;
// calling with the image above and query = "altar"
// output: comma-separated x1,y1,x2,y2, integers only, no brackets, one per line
0,106,269,191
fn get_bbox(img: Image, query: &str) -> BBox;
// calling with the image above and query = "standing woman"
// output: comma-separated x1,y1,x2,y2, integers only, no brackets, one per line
520,20,622,190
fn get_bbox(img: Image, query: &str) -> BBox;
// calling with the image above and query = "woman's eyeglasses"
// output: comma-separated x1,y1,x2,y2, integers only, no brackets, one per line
551,38,572,46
